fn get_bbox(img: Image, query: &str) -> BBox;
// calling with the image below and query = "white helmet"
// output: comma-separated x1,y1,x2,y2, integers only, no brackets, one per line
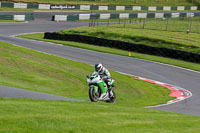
95,63,103,72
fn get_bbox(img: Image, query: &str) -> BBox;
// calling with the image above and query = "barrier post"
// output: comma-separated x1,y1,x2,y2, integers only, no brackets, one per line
143,18,146,29
129,52,131,56
189,21,193,33
166,18,169,31
107,18,110,26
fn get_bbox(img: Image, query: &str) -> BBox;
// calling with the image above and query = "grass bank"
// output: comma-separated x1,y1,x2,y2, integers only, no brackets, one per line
6,0,200,6
0,41,173,106
59,17,200,53
17,32,200,72
2,40,196,132
0,98,200,133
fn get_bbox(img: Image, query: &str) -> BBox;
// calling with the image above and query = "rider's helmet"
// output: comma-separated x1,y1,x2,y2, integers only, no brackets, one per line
95,63,103,73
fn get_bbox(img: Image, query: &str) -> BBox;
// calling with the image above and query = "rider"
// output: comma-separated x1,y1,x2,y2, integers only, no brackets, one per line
95,63,112,91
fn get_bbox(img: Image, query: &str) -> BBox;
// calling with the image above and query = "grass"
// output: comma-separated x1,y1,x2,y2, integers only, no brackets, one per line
2,40,197,132
5,0,200,6
82,17,194,22
0,41,174,106
1,98,200,133
1,38,200,132
1,6,200,12
59,17,200,53
0,20,24,22
17,33,200,72
0,7,34,11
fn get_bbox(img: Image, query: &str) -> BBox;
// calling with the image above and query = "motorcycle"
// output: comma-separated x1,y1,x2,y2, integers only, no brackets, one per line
86,72,116,103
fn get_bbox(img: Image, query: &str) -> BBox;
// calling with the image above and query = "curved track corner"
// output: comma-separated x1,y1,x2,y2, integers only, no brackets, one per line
133,77,192,108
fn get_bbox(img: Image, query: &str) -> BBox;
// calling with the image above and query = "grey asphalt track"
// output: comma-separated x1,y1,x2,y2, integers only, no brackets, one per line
0,12,200,116
0,85,82,101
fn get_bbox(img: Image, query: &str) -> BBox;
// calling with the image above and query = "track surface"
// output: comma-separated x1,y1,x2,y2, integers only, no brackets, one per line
0,85,82,101
0,12,200,116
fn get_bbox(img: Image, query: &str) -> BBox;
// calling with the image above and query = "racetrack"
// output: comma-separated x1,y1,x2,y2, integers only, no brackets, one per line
0,12,200,116
0,85,82,101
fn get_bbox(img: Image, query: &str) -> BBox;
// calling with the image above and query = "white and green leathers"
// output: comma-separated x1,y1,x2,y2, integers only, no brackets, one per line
95,64,112,87
96,66,111,80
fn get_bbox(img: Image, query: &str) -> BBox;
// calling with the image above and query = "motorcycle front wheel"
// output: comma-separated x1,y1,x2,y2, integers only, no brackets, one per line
89,87,99,102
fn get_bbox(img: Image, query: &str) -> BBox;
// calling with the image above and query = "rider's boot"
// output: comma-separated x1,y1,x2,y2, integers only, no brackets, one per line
109,90,114,97
108,85,113,97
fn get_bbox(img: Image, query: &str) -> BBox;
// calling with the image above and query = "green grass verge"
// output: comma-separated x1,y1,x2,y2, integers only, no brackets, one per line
1,40,193,132
0,20,24,22
17,33,200,72
7,0,200,6
1,7,199,12
1,98,200,133
0,41,174,107
59,17,200,53
0,7,34,11
0,7,82,12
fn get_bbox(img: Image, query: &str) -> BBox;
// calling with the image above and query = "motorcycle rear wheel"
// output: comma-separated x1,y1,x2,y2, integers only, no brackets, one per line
89,87,99,102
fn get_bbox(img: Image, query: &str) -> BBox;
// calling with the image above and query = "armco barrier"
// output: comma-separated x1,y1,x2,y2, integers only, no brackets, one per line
53,12,200,21
0,14,34,21
0,2,200,11
1,2,14,8
0,14,13,20
25,14,34,21
44,32,200,64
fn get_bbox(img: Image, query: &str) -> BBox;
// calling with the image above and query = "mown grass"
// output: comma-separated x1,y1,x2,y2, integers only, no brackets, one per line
59,17,200,53
0,20,24,22
17,33,200,72
7,0,200,6
2,7,199,12
0,41,174,106
2,40,196,132
0,98,200,133
0,7,34,11
1,39,200,132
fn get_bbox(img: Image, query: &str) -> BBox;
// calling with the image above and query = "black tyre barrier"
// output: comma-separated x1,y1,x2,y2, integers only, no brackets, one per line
44,32,200,64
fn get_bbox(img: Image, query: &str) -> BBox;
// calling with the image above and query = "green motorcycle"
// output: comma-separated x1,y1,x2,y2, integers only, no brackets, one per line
86,72,116,103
